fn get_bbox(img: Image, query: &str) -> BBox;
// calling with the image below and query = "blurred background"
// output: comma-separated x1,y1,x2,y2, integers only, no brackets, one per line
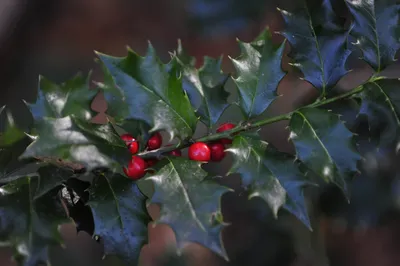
1,0,400,265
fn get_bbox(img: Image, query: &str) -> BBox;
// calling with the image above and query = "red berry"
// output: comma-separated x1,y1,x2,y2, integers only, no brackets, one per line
169,149,182,156
147,132,162,150
123,156,146,180
209,142,226,162
188,142,211,161
121,134,139,154
216,123,236,144
128,142,139,154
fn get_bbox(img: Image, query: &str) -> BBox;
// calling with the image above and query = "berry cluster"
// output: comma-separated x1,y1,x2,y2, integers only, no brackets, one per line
121,123,236,180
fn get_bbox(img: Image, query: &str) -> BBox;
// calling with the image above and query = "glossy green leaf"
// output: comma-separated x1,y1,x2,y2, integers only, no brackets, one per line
176,43,230,128
230,28,286,118
176,39,196,67
289,108,361,195
96,44,198,140
279,0,351,95
345,0,400,72
26,73,98,121
0,107,25,147
147,157,230,259
88,172,150,265
0,176,69,266
357,78,400,146
227,133,312,228
20,116,131,172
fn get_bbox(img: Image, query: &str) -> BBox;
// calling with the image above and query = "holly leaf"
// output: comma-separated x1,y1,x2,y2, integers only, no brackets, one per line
87,172,150,265
357,78,400,146
25,73,98,121
147,157,230,259
176,42,230,127
230,28,286,118
0,176,69,266
289,108,361,196
278,0,351,95
0,107,25,147
20,116,131,172
176,39,196,67
227,133,312,228
96,44,198,140
345,0,400,72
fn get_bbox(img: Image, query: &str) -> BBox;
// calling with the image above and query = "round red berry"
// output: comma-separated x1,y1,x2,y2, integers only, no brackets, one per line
169,149,182,156
121,134,139,154
188,142,211,161
123,156,146,180
147,132,162,150
209,142,226,162
216,123,236,144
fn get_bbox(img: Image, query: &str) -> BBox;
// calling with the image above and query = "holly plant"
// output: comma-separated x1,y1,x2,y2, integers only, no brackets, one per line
1,0,400,265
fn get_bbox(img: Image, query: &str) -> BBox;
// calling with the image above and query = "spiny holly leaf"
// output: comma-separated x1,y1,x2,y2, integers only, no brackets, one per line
176,39,196,67
345,0,400,72
0,107,25,147
87,172,150,265
230,28,286,118
96,44,198,141
289,108,361,196
176,42,230,128
0,176,70,266
20,116,130,172
94,62,129,123
357,78,400,146
26,73,98,121
227,133,312,229
278,0,351,95
94,70,151,146
147,157,230,260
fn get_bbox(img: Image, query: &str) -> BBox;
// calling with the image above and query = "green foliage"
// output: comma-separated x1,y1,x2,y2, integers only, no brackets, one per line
230,28,286,118
88,172,150,264
0,176,70,266
147,157,229,259
176,42,230,128
357,78,400,146
0,106,25,147
27,74,97,121
345,0,400,72
279,0,351,96
227,132,312,228
0,1,400,265
96,45,198,141
289,108,361,196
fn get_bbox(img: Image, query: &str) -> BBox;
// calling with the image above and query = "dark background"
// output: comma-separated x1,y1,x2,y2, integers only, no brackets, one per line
1,0,400,265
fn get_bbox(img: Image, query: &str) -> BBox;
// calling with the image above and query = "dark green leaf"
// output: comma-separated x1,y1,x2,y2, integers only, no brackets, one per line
0,176,69,266
20,116,130,172
88,173,150,265
176,42,230,127
94,62,130,123
230,28,286,118
357,78,400,146
0,107,25,147
94,71,151,147
345,0,400,72
147,157,230,259
279,0,351,95
96,44,198,140
227,133,312,228
176,39,196,67
289,108,361,196
26,73,98,121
